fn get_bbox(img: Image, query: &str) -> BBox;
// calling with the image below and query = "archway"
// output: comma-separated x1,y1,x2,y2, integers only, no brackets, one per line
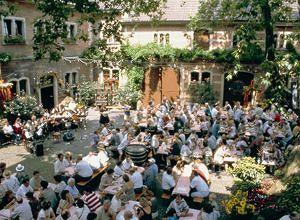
223,72,254,106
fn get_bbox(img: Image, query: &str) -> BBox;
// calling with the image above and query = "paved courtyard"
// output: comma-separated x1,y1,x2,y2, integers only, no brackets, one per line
0,107,233,200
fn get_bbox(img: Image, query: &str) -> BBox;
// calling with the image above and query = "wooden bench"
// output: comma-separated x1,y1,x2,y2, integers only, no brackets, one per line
77,165,108,187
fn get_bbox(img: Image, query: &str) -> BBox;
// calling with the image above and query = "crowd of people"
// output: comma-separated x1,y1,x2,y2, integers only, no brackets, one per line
0,96,299,220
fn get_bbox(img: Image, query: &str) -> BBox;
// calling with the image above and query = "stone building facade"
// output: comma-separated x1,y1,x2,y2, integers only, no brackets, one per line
121,0,300,106
0,1,93,109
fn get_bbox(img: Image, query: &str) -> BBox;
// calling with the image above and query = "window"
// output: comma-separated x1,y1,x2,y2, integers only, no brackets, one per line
10,80,17,94
160,33,164,44
278,34,285,49
154,33,170,46
66,22,77,39
64,72,78,96
8,78,30,95
19,79,27,94
154,33,158,43
191,71,199,82
165,33,170,45
2,17,26,44
201,72,210,83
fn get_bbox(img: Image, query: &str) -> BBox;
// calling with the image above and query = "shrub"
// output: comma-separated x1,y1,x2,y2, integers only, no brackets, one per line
115,86,141,109
4,95,43,121
277,175,300,213
76,81,96,106
228,157,265,185
188,82,217,105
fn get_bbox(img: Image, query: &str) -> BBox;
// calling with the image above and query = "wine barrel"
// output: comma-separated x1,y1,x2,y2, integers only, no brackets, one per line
125,144,148,165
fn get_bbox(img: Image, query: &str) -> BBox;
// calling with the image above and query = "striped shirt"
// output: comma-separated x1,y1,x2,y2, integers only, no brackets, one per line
81,192,101,212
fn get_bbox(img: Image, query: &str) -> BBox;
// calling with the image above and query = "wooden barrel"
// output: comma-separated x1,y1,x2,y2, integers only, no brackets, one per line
125,144,148,165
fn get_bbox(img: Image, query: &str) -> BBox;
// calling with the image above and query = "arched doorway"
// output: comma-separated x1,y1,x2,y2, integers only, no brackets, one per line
223,72,254,105
39,74,56,110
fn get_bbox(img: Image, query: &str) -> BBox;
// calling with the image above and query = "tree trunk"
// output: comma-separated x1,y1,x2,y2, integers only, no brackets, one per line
261,0,275,61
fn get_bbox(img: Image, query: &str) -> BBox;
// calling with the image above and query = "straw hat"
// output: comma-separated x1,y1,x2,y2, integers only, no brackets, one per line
3,170,12,178
16,164,24,172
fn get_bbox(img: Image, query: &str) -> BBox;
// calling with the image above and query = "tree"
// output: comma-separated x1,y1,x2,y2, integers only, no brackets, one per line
32,0,166,62
190,0,300,105
0,0,15,17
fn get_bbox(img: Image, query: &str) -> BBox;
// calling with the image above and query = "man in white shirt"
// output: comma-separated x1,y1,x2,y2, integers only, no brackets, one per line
3,122,16,142
117,134,131,160
113,161,124,178
162,167,175,195
75,199,90,220
75,155,93,182
16,179,33,198
190,171,209,198
130,167,143,194
11,197,33,220
54,153,69,175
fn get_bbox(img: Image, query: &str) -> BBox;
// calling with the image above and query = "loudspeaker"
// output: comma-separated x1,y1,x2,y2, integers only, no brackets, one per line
35,143,44,156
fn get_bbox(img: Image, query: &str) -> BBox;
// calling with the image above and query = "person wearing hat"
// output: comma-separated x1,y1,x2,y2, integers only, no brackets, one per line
11,196,33,220
15,164,29,185
3,170,20,194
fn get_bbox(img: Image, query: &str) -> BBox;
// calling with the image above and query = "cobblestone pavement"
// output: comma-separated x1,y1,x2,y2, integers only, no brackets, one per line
0,108,233,206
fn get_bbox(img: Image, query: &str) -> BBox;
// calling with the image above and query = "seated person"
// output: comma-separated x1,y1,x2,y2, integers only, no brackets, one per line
57,190,74,216
65,178,80,199
162,167,176,195
16,179,33,199
96,200,116,220
166,194,189,218
190,170,210,198
29,170,44,190
3,122,16,142
113,160,124,178
54,153,69,176
122,156,134,171
99,168,114,191
39,180,58,209
200,202,220,220
74,155,93,182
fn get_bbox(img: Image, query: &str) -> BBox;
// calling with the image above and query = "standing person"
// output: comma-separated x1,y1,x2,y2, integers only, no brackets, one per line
99,112,110,126
11,197,33,220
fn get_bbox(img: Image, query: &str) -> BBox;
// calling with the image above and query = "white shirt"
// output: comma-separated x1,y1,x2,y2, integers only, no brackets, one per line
12,201,33,220
3,176,20,194
234,109,243,122
54,159,69,174
190,176,209,197
3,125,14,134
180,145,191,157
16,184,33,198
131,171,143,189
37,207,54,220
75,160,93,178
75,205,90,220
113,165,124,177
122,160,133,171
162,172,175,190
101,127,109,136
211,108,218,120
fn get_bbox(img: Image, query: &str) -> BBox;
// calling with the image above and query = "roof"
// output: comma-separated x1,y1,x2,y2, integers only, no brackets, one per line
122,0,199,22
122,0,299,23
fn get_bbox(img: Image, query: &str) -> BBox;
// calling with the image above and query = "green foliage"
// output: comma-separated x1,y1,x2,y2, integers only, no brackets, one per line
33,0,166,61
231,180,260,193
115,86,141,109
126,66,145,91
0,52,11,63
4,35,25,45
76,81,96,106
277,175,300,213
188,82,217,105
0,0,16,17
4,95,42,119
228,157,265,185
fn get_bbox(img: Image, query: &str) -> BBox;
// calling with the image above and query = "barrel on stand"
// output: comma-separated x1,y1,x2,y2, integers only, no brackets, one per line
125,144,148,166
